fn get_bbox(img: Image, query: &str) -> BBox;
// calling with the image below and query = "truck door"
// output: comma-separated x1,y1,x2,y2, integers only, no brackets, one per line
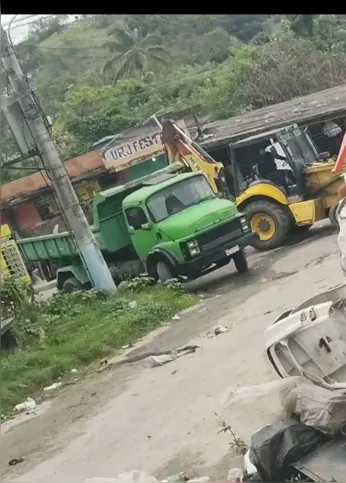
125,207,157,261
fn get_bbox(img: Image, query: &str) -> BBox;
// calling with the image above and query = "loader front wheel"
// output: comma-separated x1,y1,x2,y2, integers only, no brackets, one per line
244,200,291,251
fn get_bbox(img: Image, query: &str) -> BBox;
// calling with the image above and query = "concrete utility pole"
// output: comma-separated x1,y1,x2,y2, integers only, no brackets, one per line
0,26,117,293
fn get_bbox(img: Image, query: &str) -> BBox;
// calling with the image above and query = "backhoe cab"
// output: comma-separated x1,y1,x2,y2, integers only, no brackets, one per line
231,124,346,250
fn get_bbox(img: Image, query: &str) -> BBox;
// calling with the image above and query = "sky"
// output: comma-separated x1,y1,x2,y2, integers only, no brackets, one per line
1,15,76,44
1,15,42,43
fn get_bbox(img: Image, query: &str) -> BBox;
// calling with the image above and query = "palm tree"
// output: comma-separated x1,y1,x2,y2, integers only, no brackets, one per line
103,23,169,84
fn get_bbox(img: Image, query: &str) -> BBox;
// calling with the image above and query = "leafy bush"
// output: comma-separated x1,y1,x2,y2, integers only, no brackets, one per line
118,276,156,293
1,276,35,318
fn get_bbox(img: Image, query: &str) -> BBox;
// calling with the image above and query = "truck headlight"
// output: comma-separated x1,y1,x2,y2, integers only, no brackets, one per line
187,239,200,256
240,216,251,232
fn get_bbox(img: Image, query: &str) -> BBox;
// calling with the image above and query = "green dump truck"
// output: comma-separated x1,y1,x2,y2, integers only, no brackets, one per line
18,163,257,292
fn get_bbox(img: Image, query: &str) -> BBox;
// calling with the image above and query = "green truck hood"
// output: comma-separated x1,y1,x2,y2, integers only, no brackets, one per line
158,198,239,240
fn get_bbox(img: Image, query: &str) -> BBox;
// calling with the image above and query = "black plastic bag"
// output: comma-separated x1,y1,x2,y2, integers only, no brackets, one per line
249,417,327,482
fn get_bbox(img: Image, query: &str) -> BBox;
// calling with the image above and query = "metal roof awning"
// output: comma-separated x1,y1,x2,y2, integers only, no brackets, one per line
200,84,346,150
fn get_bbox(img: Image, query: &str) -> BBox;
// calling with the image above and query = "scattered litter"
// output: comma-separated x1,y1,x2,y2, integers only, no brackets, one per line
84,472,212,483
221,377,299,445
171,370,178,375
84,471,159,483
283,375,346,435
207,325,230,338
128,300,138,309
43,382,62,392
227,468,243,482
177,345,200,355
187,478,210,483
122,344,130,349
8,458,24,466
250,417,325,482
243,450,257,476
146,353,177,367
145,345,200,368
70,368,78,374
14,397,36,412
172,314,181,321
167,474,186,483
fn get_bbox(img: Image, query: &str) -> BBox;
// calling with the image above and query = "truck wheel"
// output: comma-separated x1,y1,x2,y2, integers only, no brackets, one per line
156,260,174,284
62,277,83,293
233,250,248,274
244,200,291,251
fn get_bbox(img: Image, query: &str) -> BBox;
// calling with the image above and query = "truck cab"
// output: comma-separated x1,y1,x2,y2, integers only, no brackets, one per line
122,171,257,283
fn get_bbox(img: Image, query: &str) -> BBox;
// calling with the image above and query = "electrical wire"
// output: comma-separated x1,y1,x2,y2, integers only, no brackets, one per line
2,15,41,29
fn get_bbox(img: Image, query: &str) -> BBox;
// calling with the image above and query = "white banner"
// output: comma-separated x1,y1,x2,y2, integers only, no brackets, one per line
102,120,188,172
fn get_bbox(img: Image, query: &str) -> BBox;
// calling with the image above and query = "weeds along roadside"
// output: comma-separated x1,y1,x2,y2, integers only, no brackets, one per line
0,276,198,414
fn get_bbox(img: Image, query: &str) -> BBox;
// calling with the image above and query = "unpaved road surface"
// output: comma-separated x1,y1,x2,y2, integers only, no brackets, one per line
2,222,343,483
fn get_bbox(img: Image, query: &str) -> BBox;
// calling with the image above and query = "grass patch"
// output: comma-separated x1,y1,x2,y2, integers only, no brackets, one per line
1,286,197,413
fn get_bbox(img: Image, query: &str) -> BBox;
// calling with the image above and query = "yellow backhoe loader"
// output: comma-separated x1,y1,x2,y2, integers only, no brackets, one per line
161,120,346,251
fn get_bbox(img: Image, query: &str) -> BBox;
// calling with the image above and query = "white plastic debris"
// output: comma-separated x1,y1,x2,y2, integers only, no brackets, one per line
172,314,181,321
244,450,257,476
43,382,62,392
71,368,78,374
227,468,243,482
187,478,210,483
146,353,177,367
14,397,36,412
129,300,138,309
207,325,229,338
84,471,159,483
84,479,116,483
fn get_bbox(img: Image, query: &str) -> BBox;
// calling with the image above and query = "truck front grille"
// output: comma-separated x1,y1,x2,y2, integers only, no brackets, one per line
197,220,242,252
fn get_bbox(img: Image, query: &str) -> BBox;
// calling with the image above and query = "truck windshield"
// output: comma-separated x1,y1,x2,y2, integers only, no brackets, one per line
147,176,215,222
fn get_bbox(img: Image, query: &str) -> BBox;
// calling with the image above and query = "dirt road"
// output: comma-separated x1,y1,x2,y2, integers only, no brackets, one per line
2,222,343,483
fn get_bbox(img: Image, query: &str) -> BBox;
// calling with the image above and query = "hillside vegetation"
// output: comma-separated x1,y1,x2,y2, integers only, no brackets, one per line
8,14,346,162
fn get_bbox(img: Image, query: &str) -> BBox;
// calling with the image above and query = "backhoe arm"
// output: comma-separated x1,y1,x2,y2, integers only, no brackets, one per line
160,119,228,196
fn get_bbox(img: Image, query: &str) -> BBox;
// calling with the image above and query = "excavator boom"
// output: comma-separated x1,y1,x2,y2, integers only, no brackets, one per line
160,119,228,196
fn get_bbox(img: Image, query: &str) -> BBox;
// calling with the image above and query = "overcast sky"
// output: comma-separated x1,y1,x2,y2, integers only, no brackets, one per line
1,15,76,44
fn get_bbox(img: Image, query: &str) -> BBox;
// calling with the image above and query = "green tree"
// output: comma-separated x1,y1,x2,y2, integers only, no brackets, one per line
287,14,316,37
103,23,169,84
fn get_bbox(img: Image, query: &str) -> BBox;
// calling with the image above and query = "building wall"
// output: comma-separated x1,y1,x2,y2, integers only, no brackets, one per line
13,202,42,230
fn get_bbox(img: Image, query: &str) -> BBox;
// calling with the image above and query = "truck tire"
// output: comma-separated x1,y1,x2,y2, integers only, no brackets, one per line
233,250,248,274
156,260,174,284
244,200,291,251
62,277,83,293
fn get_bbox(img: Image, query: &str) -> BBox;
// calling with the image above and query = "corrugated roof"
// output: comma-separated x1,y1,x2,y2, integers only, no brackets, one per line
201,84,346,149
1,151,104,204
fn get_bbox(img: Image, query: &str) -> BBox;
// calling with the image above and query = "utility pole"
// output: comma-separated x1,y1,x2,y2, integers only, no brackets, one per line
0,26,117,293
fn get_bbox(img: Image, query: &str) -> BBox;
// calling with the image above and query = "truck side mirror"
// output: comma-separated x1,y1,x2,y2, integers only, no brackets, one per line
141,223,151,230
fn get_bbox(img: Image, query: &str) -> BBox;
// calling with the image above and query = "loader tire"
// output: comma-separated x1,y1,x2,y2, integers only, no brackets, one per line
244,200,291,251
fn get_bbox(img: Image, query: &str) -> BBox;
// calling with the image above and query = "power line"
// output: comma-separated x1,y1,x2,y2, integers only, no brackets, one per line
1,15,39,28
5,15,56,32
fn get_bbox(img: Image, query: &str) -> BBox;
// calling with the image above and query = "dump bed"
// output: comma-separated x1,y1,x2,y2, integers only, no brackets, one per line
18,230,86,262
